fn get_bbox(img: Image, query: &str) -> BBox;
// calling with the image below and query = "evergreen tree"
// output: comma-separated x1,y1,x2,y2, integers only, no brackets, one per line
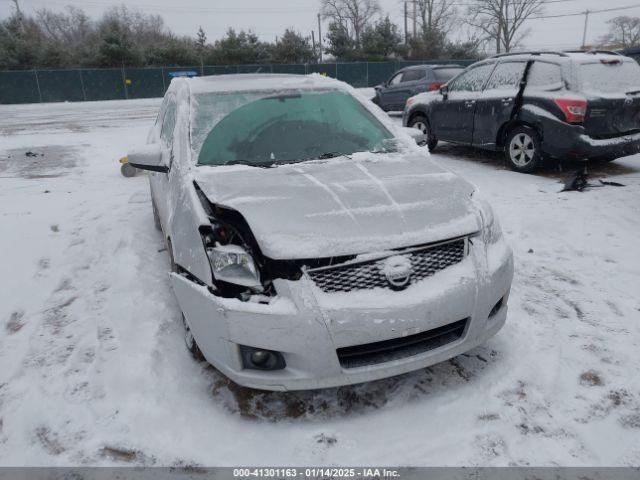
325,21,357,61
361,16,403,60
272,29,315,63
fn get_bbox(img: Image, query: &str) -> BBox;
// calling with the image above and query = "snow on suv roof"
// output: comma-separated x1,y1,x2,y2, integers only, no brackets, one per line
184,73,347,94
490,51,629,64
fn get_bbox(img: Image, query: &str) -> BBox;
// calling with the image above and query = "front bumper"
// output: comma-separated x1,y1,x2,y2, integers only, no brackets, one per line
170,237,514,391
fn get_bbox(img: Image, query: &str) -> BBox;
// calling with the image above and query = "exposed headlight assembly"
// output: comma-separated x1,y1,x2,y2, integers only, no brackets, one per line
476,199,503,245
483,212,503,245
206,244,262,291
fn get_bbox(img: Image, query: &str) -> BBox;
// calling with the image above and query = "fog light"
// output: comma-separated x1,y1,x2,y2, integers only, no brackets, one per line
251,350,270,366
240,345,286,371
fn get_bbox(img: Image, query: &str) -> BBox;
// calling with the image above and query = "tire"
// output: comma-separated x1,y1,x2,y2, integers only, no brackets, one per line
409,115,438,151
167,243,203,361
182,313,205,362
152,200,161,231
120,163,137,177
505,126,544,173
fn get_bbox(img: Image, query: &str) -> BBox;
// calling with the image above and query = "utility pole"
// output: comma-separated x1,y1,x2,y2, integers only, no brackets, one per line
317,13,323,63
311,31,317,63
581,10,590,49
404,1,408,44
412,0,417,40
496,0,504,54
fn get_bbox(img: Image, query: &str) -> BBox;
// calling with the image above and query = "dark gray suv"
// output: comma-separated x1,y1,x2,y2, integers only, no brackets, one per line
372,65,463,112
403,51,640,173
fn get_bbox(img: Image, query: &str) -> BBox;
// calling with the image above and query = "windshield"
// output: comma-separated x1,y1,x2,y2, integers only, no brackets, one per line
193,89,394,167
579,60,640,94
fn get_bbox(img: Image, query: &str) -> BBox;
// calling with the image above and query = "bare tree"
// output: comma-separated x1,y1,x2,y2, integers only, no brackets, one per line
11,0,21,16
10,0,23,31
466,0,544,53
411,0,457,40
600,16,640,49
320,0,381,47
36,7,92,47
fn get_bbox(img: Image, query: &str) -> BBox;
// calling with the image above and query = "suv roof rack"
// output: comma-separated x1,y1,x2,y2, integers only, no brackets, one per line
491,51,569,59
563,49,623,56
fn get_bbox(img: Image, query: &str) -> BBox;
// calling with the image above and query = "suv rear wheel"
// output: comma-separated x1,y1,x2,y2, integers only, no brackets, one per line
505,126,543,173
409,115,438,151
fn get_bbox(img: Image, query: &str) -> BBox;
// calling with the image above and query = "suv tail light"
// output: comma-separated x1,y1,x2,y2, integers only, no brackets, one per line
554,98,587,124
428,82,443,92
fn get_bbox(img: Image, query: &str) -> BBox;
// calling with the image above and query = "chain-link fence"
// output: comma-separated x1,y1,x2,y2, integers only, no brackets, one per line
0,60,475,104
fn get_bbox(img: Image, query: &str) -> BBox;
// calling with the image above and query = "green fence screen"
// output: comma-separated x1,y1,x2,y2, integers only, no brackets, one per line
0,60,475,105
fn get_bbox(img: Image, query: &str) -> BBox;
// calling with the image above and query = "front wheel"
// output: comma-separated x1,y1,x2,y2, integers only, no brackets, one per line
505,127,544,173
183,314,205,361
409,115,438,151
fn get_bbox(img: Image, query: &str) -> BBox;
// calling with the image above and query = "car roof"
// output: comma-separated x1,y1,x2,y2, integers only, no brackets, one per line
488,50,631,64
402,64,462,71
181,73,349,95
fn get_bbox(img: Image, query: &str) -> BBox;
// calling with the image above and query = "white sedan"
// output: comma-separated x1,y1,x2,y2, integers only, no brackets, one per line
128,73,514,391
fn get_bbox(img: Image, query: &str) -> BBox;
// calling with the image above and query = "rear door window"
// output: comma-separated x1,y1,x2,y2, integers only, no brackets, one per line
527,61,563,90
402,69,426,82
448,63,495,92
579,60,640,94
485,61,527,91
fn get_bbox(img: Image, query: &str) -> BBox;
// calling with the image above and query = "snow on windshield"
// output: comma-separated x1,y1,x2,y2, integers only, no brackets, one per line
580,60,640,94
191,90,266,156
192,89,395,167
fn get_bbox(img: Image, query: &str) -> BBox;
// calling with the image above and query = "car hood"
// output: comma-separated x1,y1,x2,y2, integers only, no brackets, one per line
193,153,481,260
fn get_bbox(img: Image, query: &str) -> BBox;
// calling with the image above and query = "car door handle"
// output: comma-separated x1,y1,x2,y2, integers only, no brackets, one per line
501,98,513,104
465,100,476,108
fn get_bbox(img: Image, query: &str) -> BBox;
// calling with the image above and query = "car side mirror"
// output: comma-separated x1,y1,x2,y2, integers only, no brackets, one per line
440,85,449,99
128,144,167,173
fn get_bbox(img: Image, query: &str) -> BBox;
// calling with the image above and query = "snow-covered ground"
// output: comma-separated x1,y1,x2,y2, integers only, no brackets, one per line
0,95,639,467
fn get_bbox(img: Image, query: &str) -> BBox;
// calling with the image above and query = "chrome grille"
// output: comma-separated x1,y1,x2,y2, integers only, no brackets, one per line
306,238,466,293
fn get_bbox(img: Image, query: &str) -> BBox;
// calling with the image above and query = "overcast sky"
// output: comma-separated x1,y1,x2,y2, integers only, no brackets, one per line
3,0,640,51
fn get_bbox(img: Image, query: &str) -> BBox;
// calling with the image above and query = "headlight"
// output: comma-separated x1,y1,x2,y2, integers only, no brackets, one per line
207,244,262,290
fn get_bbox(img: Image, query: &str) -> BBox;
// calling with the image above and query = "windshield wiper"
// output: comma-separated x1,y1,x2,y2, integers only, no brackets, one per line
370,148,397,154
307,152,350,160
275,152,348,166
224,159,275,168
